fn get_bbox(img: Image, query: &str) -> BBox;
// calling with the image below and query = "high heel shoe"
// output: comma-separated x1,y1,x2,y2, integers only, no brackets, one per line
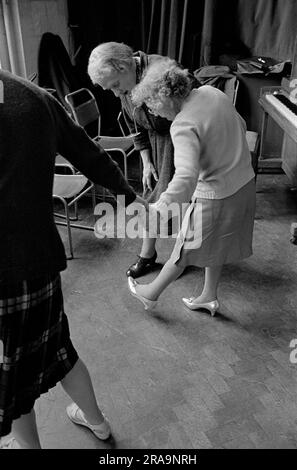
182,297,219,316
128,277,157,311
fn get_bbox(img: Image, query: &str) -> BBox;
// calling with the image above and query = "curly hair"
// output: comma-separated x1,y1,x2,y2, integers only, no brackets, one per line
132,58,192,108
88,42,134,84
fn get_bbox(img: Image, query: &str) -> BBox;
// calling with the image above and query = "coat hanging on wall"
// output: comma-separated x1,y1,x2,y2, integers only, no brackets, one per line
37,32,91,111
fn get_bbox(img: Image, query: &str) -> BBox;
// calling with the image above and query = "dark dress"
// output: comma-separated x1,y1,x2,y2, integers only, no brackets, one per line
0,70,136,438
120,51,175,203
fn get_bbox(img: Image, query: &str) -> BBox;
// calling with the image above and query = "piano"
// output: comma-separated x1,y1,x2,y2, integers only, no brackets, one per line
259,78,297,245
259,34,297,245
258,31,297,183
259,80,297,145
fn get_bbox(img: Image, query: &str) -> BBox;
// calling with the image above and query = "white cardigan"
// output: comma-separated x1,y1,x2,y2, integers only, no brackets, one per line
153,86,255,217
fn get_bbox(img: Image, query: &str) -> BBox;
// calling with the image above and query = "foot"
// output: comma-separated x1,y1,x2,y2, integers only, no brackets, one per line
0,437,21,449
128,277,158,311
182,295,219,316
126,252,157,278
66,403,111,440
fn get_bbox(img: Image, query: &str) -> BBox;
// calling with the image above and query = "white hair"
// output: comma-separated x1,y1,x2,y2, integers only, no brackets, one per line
88,42,134,84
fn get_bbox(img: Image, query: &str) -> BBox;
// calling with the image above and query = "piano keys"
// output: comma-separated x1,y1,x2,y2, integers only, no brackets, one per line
259,87,297,144
270,92,297,114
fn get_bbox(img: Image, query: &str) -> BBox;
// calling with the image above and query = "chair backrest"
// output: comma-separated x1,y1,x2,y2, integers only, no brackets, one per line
53,173,88,198
117,110,131,136
65,88,101,136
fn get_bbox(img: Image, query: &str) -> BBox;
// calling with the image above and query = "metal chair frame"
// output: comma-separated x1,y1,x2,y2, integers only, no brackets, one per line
65,88,136,181
53,163,96,259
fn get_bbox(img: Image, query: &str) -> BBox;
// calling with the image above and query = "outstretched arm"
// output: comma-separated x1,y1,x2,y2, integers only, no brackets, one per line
47,94,136,207
152,119,200,219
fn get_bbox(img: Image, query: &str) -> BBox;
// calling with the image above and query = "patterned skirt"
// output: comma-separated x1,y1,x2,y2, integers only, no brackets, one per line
0,273,78,437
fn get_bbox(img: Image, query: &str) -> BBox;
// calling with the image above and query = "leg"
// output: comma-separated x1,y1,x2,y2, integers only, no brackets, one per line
126,232,157,278
11,408,41,449
133,258,184,300
61,358,104,426
140,235,157,258
192,265,223,302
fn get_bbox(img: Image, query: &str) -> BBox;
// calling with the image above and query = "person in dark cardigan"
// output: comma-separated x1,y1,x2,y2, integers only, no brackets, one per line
88,42,197,278
0,69,143,449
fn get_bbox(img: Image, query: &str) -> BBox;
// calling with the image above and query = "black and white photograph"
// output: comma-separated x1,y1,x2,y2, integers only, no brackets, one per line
0,0,297,454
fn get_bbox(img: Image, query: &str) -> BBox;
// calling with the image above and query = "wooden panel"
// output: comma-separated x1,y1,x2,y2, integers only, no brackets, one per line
282,133,297,185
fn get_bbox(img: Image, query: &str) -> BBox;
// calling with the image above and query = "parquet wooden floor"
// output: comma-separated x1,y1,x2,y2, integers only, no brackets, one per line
7,172,297,449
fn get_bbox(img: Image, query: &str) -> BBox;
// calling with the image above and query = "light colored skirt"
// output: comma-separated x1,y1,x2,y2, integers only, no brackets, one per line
170,179,256,268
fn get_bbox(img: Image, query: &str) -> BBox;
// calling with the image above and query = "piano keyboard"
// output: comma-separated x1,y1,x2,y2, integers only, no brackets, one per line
265,93,297,127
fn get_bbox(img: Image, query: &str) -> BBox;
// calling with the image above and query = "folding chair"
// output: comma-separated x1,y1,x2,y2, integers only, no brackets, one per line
65,88,136,181
53,160,96,259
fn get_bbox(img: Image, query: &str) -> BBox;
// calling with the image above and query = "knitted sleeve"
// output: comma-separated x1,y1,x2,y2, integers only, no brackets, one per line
153,118,200,220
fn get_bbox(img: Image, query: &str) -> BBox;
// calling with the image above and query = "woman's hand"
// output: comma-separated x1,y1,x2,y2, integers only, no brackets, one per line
134,195,149,210
142,163,158,192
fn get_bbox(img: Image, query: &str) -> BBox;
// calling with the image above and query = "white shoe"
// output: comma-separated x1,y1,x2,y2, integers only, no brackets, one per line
182,297,219,316
0,437,20,449
128,277,157,311
66,403,111,440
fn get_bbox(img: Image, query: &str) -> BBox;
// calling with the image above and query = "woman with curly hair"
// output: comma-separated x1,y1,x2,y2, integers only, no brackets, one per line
88,42,198,278
127,58,256,315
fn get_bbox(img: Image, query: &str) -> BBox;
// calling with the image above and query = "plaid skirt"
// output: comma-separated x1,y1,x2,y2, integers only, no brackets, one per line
0,273,78,437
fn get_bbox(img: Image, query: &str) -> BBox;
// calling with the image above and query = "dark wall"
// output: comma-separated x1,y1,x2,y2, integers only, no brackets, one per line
67,0,144,134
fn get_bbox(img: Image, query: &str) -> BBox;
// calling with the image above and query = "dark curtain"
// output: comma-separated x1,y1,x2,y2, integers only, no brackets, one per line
139,0,227,68
139,0,204,66
235,0,297,61
67,0,220,71
68,0,144,71
139,0,297,67
66,0,297,135
68,0,297,69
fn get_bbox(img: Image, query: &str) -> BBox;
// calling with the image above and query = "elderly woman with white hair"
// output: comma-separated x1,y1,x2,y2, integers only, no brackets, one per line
127,58,256,316
88,42,198,279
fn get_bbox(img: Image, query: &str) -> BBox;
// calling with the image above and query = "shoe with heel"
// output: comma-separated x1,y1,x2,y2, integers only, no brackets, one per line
128,277,157,311
182,297,219,316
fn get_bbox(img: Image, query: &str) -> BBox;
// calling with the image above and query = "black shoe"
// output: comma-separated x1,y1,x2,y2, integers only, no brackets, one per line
126,252,157,278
